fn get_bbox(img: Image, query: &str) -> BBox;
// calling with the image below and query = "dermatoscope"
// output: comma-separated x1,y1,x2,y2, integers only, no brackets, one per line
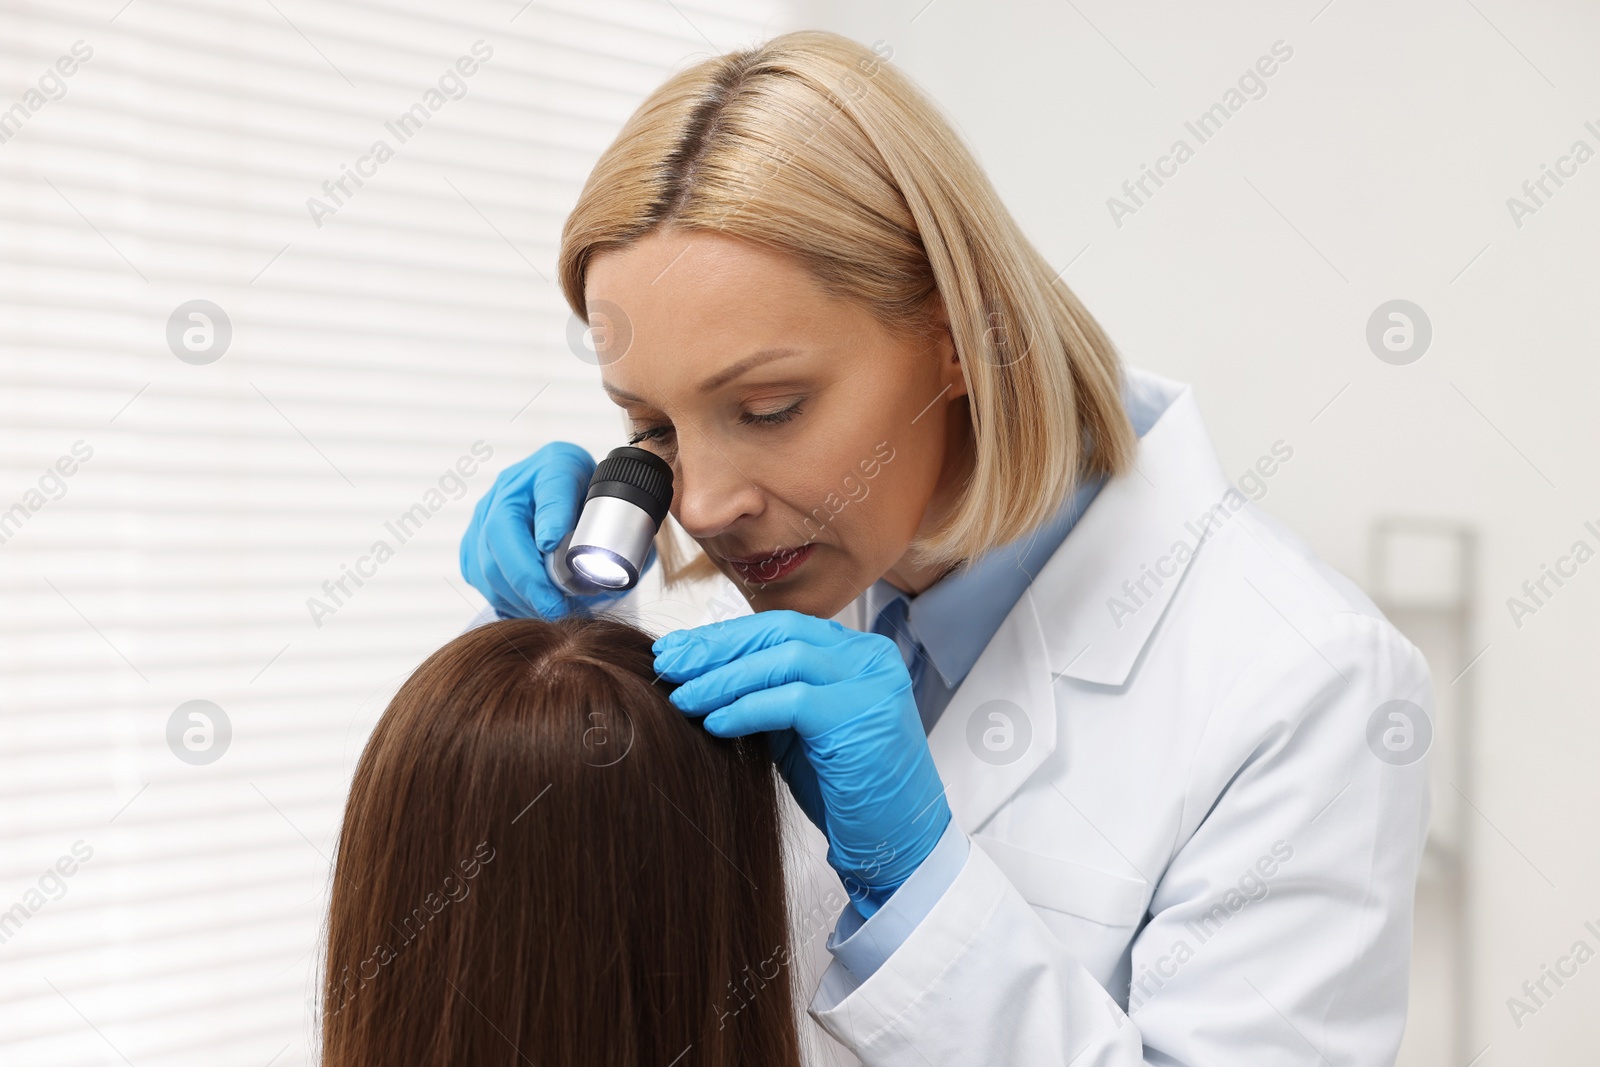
544,445,674,597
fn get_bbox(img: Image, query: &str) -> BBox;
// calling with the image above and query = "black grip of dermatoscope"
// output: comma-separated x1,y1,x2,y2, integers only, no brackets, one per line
584,446,674,525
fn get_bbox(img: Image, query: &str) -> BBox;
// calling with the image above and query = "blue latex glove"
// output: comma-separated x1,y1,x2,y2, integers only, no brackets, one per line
459,441,657,620
653,609,952,908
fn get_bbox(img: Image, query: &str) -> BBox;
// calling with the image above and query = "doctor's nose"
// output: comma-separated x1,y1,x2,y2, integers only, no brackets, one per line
669,439,765,544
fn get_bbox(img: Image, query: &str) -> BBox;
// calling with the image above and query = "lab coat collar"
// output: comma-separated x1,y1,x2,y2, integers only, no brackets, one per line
1031,368,1237,686
913,366,1237,834
857,466,1103,692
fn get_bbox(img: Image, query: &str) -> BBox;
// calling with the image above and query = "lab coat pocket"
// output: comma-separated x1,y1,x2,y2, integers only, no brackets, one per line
973,834,1149,927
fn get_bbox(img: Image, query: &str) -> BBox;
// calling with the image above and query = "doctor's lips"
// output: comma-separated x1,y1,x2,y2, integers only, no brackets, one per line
722,543,816,582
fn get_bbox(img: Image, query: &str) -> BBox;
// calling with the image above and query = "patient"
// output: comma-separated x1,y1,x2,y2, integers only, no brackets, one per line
318,614,802,1067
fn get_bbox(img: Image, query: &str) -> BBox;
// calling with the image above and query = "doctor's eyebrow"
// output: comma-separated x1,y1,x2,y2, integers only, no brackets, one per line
602,347,806,405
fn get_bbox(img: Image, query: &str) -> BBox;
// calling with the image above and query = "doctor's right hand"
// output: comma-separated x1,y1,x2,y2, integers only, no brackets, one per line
459,441,656,620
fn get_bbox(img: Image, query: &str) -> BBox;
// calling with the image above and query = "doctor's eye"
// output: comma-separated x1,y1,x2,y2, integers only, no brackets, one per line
740,400,804,427
628,425,673,446
627,401,803,446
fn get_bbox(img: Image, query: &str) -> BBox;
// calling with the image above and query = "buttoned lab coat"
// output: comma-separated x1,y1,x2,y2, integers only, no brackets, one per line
717,368,1434,1066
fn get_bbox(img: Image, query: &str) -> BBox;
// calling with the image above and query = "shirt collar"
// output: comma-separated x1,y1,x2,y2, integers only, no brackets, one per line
864,367,1173,690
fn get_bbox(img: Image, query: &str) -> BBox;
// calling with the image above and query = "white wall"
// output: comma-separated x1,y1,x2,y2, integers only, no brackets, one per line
0,2,799,1063
803,0,1600,1061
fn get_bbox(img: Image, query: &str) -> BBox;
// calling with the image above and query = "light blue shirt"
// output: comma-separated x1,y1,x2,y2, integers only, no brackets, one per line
825,371,1171,984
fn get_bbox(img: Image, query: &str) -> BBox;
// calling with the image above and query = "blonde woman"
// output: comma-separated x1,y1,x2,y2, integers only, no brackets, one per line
460,29,1431,1066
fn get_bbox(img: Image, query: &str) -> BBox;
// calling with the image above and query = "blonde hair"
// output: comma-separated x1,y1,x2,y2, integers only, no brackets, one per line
558,29,1136,588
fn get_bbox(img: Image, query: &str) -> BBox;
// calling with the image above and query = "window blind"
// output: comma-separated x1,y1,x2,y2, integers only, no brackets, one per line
0,1,794,1062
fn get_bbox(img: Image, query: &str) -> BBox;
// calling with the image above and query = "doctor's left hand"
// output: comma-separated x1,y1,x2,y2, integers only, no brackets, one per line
653,610,951,904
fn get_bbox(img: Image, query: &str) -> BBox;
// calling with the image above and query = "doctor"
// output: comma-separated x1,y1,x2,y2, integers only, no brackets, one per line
459,30,1432,1065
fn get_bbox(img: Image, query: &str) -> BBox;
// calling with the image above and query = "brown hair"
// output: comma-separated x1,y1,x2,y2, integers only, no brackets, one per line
319,615,801,1067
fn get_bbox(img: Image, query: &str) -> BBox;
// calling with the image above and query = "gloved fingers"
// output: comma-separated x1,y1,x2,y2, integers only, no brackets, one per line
652,608,856,677
692,681,816,738
462,469,496,549
648,621,750,684
478,443,592,618
480,506,553,620
460,517,505,618
468,457,544,617
527,442,594,555
462,467,516,615
665,640,857,715
467,558,520,621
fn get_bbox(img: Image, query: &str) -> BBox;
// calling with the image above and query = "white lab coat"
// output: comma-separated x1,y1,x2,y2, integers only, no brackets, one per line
707,367,1432,1066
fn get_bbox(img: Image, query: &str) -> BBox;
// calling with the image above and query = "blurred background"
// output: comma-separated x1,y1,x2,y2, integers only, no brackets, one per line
2,0,1596,1063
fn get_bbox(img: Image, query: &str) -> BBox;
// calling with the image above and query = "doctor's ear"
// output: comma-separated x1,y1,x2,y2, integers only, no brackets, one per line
920,291,959,363
919,302,968,402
